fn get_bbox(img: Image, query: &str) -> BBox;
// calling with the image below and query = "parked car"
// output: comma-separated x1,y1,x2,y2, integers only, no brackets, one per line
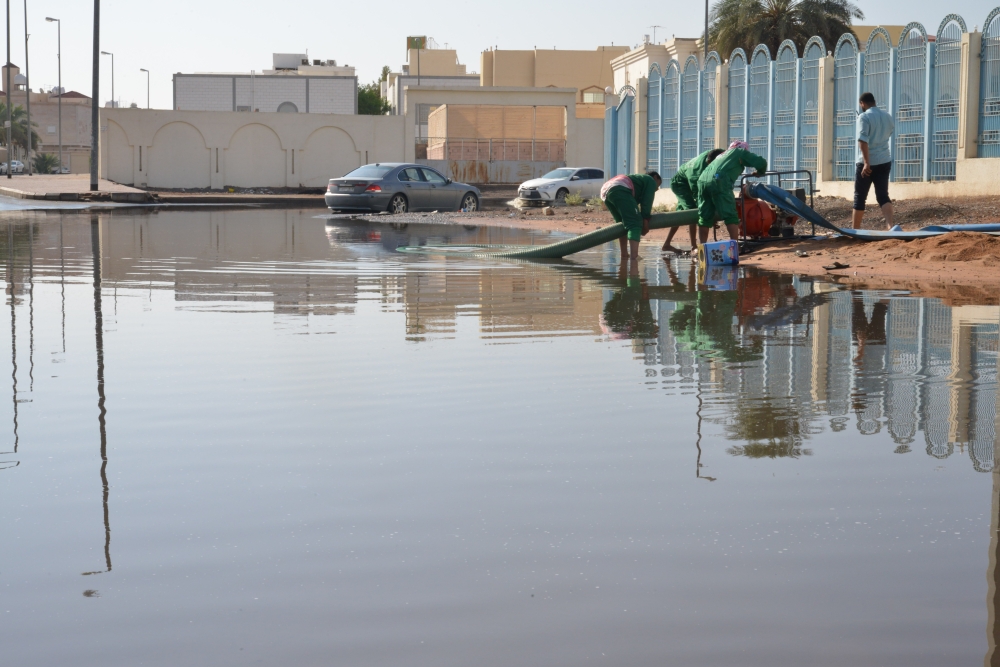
8,160,24,174
517,167,605,204
325,163,481,214
52,165,70,174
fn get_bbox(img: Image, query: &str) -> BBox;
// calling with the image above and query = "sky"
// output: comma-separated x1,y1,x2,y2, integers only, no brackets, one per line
6,0,996,110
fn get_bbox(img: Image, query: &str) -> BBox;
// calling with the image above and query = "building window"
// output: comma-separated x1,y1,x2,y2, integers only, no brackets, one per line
277,101,299,113
583,92,605,104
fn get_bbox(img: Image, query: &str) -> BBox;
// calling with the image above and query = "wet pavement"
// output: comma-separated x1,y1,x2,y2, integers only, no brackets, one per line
1,209,998,666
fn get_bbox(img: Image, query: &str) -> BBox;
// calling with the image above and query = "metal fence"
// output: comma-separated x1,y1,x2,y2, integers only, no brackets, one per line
605,86,635,177
630,9,1000,187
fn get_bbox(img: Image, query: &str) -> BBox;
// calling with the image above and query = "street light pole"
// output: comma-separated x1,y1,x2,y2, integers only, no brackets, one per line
6,0,12,180
100,51,113,108
139,68,149,109
23,0,31,175
45,16,60,175
90,0,100,191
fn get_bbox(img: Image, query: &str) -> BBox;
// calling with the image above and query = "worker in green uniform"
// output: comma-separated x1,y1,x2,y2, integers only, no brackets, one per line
695,140,767,244
600,171,662,260
663,148,725,254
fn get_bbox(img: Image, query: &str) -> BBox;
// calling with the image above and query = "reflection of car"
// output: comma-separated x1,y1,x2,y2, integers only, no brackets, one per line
518,167,605,203
325,163,482,214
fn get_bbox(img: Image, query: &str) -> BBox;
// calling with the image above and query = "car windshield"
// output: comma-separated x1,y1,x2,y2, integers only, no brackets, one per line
541,169,576,179
343,165,395,179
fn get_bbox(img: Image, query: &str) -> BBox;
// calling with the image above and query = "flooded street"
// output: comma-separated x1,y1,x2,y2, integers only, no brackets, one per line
2,209,998,666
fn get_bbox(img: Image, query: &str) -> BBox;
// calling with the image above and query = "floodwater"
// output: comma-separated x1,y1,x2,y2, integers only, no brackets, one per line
1,209,998,666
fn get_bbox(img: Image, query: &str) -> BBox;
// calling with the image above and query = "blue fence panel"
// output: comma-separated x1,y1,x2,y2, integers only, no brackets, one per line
931,16,966,179
680,56,701,164
615,87,635,176
864,28,893,108
647,64,662,173
662,61,681,178
833,34,859,180
728,49,747,144
894,23,928,182
604,104,616,178
799,37,824,181
772,41,798,176
702,52,720,151
748,45,772,164
981,7,1000,157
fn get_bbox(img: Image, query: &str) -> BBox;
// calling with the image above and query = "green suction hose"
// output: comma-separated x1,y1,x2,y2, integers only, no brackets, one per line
397,209,699,259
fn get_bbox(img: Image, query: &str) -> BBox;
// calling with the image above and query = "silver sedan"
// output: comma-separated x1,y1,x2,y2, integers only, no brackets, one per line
325,163,482,214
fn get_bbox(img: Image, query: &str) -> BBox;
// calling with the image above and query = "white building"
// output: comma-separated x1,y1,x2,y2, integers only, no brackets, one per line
173,53,357,114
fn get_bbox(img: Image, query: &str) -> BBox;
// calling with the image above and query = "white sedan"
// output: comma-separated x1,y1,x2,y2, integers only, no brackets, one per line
517,167,605,204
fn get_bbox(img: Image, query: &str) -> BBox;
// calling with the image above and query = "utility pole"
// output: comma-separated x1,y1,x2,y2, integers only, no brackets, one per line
45,17,60,174
139,68,149,109
101,51,113,108
704,0,710,62
23,0,30,174
6,0,12,180
90,0,100,191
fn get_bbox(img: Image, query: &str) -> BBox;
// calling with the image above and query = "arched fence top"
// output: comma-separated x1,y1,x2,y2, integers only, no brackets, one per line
729,48,747,68
704,51,721,70
897,22,928,50
936,13,967,38
865,26,892,53
617,85,636,98
648,62,662,78
664,59,680,77
985,6,1000,39
751,44,772,63
835,32,859,58
777,39,798,61
683,54,701,73
803,36,826,59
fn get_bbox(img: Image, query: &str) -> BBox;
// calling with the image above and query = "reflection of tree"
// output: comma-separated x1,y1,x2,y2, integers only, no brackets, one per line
669,290,762,363
723,399,813,458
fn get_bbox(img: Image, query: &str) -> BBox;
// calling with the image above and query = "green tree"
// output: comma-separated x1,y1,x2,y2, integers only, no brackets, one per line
380,65,391,82
0,103,40,154
32,152,58,174
707,0,863,59
358,80,391,115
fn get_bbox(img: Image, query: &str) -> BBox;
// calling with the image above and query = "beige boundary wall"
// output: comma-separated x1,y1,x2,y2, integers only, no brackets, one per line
100,109,405,189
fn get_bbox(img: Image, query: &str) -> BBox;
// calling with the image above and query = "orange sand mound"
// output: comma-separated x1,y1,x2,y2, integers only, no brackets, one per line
864,232,1000,266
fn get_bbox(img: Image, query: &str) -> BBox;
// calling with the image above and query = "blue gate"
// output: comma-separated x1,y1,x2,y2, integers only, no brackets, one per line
647,64,662,172
799,37,824,180
727,49,747,145
614,87,635,176
772,41,798,175
981,7,1000,157
662,61,681,177
931,15,965,179
748,45,772,164
680,56,701,164
833,34,859,180
894,23,928,182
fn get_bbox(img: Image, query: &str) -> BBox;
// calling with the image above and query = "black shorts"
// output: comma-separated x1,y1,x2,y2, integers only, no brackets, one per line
854,161,892,211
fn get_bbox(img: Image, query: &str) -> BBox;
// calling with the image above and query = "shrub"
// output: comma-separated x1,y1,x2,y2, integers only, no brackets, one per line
586,197,606,209
564,191,585,206
33,152,58,174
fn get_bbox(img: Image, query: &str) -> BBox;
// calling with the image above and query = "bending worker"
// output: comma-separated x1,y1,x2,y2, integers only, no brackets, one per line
600,171,662,260
663,148,725,254
696,140,767,243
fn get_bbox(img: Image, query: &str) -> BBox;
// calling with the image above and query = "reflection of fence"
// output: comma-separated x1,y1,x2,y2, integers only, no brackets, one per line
630,9,1000,187
425,137,566,162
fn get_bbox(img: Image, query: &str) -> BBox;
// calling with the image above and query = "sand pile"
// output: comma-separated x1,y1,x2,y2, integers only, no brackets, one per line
865,232,1000,266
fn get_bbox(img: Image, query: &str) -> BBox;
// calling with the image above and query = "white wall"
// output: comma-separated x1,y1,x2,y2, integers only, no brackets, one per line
175,75,356,114
101,108,404,189
575,118,604,169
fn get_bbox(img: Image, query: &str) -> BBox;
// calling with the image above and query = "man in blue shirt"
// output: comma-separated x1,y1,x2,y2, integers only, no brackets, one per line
853,91,895,230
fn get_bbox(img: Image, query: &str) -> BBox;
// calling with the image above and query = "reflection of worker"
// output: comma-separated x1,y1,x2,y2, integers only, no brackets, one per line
601,259,659,340
669,289,761,363
696,140,767,244
600,171,661,260
664,149,725,255
852,92,896,230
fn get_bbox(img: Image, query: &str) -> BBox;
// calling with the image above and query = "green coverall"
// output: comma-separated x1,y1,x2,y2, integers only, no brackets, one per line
670,150,714,210
604,174,659,241
696,148,767,228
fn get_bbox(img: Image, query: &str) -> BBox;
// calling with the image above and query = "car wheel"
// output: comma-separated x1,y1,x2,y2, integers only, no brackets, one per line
388,194,408,214
460,193,479,212
555,188,569,203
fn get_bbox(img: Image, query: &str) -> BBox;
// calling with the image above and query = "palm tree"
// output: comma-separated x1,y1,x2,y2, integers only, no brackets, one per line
32,153,58,174
0,103,40,157
707,0,863,59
